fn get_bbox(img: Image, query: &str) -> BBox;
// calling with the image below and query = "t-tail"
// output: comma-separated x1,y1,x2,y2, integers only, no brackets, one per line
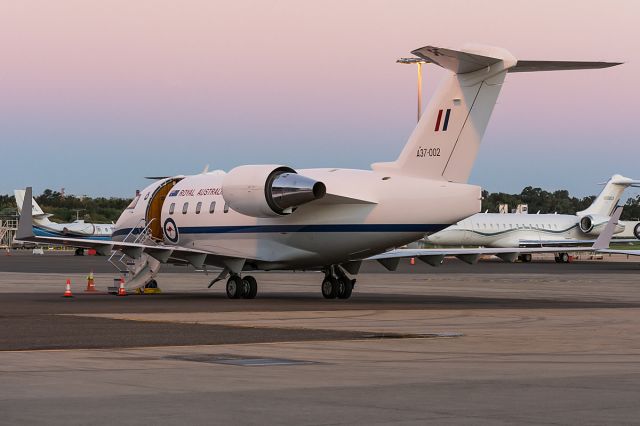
14,189,53,224
577,175,640,217
373,45,621,182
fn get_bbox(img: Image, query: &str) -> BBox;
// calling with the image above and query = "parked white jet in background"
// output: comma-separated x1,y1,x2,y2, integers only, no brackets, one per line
428,174,640,262
14,189,114,253
16,44,621,298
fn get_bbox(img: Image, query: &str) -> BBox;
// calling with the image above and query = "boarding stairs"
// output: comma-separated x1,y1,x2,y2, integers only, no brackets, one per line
0,220,17,248
108,219,162,290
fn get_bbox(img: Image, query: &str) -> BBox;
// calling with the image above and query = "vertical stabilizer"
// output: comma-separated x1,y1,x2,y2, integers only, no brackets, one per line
578,175,640,217
14,189,46,217
372,45,516,182
372,45,621,183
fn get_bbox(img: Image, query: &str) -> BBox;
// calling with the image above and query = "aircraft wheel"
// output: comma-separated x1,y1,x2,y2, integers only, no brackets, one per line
336,277,353,299
226,276,243,299
321,277,337,299
242,276,258,299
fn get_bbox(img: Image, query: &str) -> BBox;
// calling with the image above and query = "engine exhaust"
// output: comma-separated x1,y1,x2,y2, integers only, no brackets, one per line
267,172,326,214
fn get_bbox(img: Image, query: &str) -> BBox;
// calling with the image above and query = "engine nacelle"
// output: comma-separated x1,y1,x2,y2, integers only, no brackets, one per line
578,214,609,235
222,165,326,218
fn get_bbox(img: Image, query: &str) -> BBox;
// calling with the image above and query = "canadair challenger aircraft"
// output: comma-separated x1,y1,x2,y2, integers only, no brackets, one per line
16,44,621,299
428,174,640,262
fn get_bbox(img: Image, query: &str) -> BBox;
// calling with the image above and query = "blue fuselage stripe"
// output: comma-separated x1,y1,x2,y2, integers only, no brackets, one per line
32,226,113,241
112,224,447,237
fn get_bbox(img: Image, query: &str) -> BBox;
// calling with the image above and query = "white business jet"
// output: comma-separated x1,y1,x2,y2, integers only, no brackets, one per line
16,44,621,298
428,174,640,262
14,189,114,254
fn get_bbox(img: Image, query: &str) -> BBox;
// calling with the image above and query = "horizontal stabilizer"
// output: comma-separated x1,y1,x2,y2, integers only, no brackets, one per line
510,60,622,73
411,46,504,74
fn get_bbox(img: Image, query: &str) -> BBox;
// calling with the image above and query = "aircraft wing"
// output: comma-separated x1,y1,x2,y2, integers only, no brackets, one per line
366,207,623,268
517,238,639,246
15,187,252,271
596,249,640,257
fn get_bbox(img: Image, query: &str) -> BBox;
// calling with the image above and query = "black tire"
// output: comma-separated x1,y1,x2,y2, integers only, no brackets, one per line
75,248,84,256
634,223,640,239
145,280,158,289
336,278,353,299
522,254,532,263
242,276,258,299
226,276,243,299
560,253,569,263
321,277,337,299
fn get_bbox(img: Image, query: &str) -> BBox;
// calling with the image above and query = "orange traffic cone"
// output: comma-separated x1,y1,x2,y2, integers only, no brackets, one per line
63,279,73,298
117,277,127,296
85,270,97,292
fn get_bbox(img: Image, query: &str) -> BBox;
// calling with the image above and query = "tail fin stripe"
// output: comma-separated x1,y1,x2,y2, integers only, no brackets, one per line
443,109,451,131
434,109,443,131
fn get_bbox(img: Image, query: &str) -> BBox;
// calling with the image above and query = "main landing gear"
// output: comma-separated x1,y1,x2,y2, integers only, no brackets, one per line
555,252,571,263
224,274,258,299
321,266,356,300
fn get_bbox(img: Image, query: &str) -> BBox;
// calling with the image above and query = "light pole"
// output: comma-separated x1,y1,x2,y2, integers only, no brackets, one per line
397,57,429,123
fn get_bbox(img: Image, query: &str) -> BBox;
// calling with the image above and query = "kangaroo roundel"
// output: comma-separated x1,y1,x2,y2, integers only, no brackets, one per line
163,218,179,243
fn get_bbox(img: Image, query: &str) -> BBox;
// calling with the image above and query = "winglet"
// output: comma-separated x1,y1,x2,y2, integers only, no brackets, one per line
16,187,34,240
592,206,623,250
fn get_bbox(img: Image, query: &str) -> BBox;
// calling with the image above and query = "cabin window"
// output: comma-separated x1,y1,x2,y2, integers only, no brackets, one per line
169,203,175,215
182,202,189,214
224,203,230,213
196,201,202,214
209,201,216,213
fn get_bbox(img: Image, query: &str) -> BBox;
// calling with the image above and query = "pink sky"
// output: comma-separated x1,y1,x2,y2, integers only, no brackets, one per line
0,0,638,197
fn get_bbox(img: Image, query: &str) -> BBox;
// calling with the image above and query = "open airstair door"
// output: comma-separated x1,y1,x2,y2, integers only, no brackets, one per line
145,178,182,240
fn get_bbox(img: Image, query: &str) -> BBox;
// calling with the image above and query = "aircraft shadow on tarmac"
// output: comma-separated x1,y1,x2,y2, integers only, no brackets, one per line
2,292,638,315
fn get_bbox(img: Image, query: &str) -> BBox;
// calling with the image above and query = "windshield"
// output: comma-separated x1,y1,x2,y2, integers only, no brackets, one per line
126,194,140,210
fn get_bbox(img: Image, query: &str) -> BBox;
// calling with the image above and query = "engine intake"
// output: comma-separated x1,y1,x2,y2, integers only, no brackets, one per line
222,165,326,218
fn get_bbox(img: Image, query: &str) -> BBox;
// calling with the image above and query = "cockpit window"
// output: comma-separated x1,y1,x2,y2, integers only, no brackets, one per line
126,195,140,210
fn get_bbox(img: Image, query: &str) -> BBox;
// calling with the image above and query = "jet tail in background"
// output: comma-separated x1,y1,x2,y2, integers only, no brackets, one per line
14,189,53,222
577,175,640,217
372,44,621,183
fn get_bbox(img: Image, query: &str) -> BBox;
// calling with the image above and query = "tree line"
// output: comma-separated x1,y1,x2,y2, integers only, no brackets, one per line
0,190,131,223
1,186,640,222
482,186,640,220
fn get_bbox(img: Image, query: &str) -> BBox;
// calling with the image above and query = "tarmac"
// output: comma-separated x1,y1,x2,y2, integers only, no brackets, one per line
1,251,640,425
